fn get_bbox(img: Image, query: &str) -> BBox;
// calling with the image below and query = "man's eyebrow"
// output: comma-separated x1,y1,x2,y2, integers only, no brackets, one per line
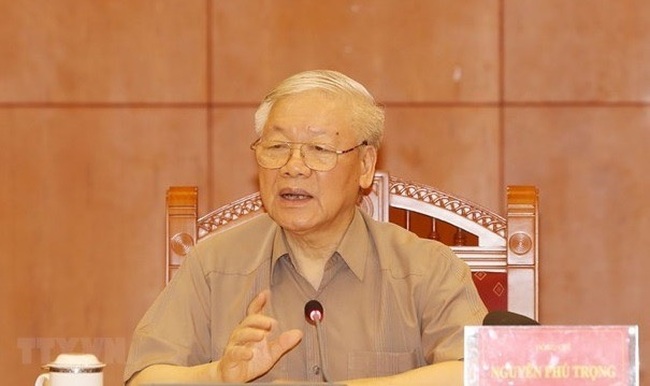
265,124,330,136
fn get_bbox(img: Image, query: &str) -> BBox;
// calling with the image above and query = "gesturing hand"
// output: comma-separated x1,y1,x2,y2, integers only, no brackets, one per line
218,290,303,383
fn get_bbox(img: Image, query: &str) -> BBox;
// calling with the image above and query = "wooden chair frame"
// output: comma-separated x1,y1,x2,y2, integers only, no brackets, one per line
166,171,539,320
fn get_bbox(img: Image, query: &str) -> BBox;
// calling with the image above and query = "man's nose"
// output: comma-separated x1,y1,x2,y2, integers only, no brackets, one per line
282,145,311,175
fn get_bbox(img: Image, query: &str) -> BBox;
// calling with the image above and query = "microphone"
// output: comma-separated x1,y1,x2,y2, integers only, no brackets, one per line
304,300,332,383
483,310,540,326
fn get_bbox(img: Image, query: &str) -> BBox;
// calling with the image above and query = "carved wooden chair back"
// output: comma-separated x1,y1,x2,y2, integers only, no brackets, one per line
166,171,539,319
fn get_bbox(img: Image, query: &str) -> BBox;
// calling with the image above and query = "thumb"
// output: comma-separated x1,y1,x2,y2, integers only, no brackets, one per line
269,329,303,360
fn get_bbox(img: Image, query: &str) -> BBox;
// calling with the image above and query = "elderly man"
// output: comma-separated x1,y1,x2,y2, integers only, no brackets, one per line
124,70,487,385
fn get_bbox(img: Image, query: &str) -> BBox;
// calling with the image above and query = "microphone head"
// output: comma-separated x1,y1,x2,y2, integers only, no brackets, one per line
483,310,540,326
304,300,324,324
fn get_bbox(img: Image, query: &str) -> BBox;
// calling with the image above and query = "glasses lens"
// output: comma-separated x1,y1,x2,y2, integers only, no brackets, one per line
256,142,290,169
302,144,337,171
253,141,341,171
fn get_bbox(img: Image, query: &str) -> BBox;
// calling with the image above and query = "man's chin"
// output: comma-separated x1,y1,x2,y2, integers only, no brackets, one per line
270,213,318,233
277,220,315,235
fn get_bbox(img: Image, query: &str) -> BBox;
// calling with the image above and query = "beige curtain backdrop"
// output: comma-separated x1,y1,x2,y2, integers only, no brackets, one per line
1,1,649,385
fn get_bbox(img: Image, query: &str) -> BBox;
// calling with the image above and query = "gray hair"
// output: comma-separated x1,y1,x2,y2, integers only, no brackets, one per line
254,70,384,148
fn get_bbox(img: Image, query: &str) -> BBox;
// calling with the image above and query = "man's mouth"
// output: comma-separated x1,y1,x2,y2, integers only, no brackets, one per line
281,193,312,200
280,190,313,200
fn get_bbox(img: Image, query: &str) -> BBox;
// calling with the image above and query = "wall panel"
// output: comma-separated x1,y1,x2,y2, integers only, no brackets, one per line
209,107,260,209
0,108,208,385
504,0,650,102
0,0,207,103
211,0,499,103
381,106,501,208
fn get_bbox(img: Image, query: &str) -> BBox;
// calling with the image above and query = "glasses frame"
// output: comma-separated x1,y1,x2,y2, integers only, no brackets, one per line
250,139,369,171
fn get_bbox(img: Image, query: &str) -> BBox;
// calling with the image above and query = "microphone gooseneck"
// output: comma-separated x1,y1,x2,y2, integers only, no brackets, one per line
304,300,331,383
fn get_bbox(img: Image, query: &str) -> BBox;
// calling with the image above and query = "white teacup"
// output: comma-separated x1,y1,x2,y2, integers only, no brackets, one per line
35,353,105,386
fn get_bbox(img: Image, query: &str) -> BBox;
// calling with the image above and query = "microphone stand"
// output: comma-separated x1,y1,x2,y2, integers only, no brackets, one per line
313,317,331,383
304,300,332,383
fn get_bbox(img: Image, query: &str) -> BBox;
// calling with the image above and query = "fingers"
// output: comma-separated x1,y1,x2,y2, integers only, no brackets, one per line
254,329,302,379
226,290,275,350
228,291,273,346
219,290,303,383
229,314,274,344
247,289,270,316
273,329,303,357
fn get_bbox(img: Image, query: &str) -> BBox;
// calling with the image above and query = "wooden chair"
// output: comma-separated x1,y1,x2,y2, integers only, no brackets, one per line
166,171,539,320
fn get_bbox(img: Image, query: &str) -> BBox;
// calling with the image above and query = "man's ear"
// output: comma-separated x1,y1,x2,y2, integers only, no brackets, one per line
359,145,378,189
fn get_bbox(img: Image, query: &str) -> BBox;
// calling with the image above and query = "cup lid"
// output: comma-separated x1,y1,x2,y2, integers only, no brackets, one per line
43,353,105,370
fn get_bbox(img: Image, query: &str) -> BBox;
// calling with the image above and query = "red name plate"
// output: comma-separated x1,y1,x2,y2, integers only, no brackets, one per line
464,325,638,386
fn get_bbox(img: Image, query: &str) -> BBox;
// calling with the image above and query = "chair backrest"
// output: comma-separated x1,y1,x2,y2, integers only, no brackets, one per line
166,171,539,320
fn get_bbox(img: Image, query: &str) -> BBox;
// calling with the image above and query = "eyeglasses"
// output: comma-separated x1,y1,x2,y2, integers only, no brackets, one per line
250,139,368,171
